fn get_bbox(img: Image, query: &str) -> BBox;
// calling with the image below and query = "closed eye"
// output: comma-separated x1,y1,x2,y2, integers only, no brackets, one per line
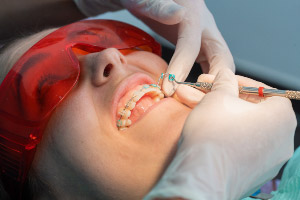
37,74,61,104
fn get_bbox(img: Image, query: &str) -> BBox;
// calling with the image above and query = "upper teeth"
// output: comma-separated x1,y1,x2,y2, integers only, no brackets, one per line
117,84,164,129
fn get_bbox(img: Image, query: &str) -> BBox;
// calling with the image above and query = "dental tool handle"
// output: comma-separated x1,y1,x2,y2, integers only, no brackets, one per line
285,91,300,100
239,87,300,100
190,82,300,100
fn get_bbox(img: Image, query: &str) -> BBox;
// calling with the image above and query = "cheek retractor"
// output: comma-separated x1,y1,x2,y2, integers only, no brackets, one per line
117,84,164,130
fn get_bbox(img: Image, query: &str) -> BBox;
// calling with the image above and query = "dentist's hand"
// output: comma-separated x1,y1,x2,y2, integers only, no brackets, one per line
122,0,234,96
73,0,185,24
121,0,235,102
144,68,296,200
73,0,234,96
173,73,271,109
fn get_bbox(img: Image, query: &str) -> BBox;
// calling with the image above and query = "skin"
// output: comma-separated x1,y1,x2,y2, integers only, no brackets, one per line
26,47,191,199
3,25,294,200
0,35,266,199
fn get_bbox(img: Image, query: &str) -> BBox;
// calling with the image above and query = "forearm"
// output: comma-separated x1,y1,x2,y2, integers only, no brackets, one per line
0,0,86,42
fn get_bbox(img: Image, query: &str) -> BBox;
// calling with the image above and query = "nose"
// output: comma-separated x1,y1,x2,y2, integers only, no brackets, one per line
81,48,127,87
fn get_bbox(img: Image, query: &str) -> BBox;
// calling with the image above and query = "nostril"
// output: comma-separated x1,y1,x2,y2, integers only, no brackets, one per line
103,64,113,77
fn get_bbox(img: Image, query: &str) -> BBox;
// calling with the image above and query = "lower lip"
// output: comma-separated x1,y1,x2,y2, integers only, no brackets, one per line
128,98,170,128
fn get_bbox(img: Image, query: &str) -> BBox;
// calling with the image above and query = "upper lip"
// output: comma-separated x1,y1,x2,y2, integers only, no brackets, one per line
111,73,156,127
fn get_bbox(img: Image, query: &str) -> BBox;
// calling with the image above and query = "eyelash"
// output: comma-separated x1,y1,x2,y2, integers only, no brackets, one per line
37,73,60,98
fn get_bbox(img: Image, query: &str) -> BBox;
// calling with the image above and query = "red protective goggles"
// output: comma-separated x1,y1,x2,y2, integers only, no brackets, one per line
0,19,161,199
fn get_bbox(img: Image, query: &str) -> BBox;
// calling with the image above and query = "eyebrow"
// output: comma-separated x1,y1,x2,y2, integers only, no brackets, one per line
36,73,63,106
68,29,97,40
68,28,106,40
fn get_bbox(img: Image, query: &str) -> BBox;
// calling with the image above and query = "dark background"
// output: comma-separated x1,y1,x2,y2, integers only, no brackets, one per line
161,46,300,179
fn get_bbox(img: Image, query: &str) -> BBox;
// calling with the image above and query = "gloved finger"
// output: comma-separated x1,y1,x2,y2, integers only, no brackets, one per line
211,68,238,97
173,84,205,108
197,73,215,83
121,0,186,25
258,96,296,134
197,74,261,103
197,74,272,103
235,75,272,103
258,96,296,164
162,20,202,96
199,59,209,74
198,12,235,75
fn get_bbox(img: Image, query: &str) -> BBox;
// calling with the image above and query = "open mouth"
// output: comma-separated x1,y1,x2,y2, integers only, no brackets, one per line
116,84,164,130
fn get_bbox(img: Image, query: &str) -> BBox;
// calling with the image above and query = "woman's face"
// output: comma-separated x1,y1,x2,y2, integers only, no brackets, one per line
31,47,191,199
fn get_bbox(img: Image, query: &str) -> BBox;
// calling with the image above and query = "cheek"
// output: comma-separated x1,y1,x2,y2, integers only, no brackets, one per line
41,90,102,157
43,103,149,198
36,91,117,182
36,85,106,163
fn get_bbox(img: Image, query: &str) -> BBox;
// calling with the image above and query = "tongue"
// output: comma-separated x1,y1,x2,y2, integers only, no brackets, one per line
129,95,156,123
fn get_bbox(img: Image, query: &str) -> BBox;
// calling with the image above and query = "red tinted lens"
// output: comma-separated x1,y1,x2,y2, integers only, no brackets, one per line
0,19,161,199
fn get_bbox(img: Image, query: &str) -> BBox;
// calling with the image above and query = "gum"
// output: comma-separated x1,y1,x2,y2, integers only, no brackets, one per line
129,95,156,123
116,84,163,128
117,85,143,117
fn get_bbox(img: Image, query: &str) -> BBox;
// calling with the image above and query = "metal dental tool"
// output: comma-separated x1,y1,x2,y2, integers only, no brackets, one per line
158,73,300,100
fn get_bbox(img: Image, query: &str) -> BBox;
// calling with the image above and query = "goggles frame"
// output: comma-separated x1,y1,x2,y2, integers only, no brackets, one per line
0,19,161,199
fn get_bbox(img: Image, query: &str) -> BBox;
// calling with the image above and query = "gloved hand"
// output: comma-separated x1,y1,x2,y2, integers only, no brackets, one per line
144,68,296,200
73,0,234,96
73,0,185,23
171,73,271,108
120,0,235,97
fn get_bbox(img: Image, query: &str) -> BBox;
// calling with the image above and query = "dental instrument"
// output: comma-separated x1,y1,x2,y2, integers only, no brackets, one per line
159,73,300,100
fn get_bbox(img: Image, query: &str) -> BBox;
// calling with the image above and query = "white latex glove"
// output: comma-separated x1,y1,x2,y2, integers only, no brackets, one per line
171,73,273,109
144,68,296,200
120,0,234,97
73,0,185,23
73,0,234,96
